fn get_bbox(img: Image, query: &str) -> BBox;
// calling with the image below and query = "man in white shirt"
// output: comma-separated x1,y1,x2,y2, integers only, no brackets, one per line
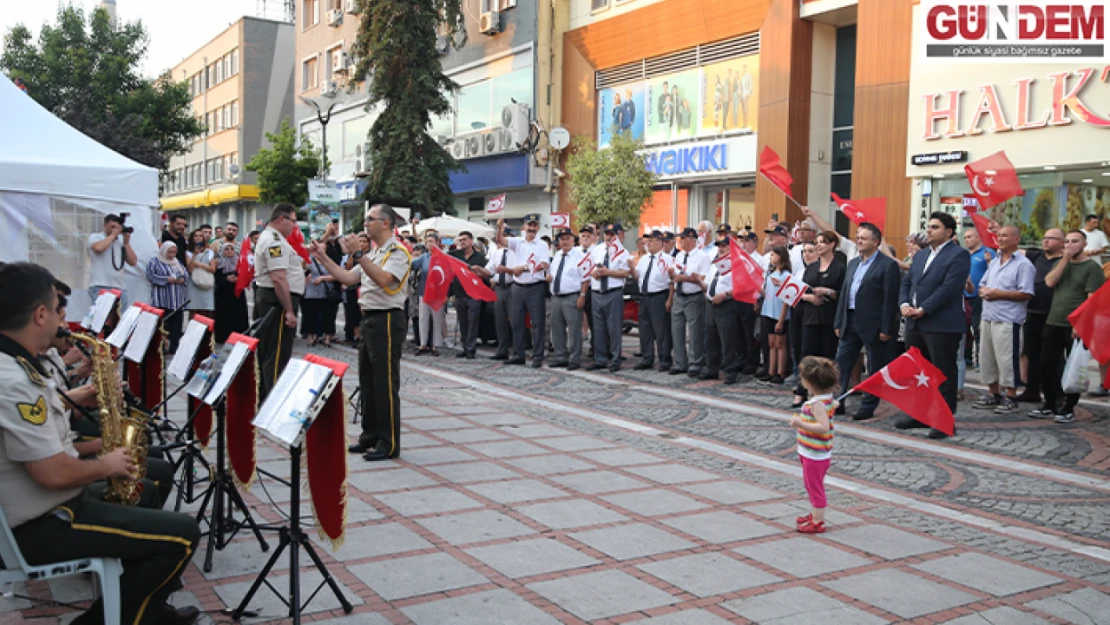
496,214,551,367
700,239,742,384
546,229,589,370
741,229,766,271
486,226,517,360
586,223,632,372
87,213,137,308
669,227,710,377
632,231,674,371
1083,214,1109,257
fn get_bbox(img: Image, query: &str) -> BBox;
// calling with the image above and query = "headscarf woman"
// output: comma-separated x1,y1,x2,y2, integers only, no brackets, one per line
146,241,188,351
214,242,249,343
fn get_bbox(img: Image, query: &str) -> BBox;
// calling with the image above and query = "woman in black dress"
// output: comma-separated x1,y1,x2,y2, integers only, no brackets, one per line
793,231,846,402
214,242,249,343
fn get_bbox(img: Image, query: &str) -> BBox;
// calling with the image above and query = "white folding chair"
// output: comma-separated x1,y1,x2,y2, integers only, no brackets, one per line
0,503,122,624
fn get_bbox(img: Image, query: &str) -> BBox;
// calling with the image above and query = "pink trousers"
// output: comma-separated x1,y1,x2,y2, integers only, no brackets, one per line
800,455,830,509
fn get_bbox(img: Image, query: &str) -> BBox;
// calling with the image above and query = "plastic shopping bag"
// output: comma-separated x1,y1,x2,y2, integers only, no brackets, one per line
1061,340,1092,394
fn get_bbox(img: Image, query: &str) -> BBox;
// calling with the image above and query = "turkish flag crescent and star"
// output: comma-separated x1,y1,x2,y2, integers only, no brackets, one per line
759,146,794,199
969,212,1000,250
422,247,455,311
964,151,1022,210
1069,280,1110,366
445,253,497,302
831,193,887,232
728,238,764,305
853,347,955,436
233,241,255,297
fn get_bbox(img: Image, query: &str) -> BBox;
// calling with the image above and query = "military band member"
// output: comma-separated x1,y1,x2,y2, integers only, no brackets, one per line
496,214,551,368
0,263,200,625
546,229,589,370
253,203,306,399
311,203,411,462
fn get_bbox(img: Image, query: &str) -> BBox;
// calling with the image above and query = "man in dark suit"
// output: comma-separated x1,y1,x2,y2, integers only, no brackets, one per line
833,223,901,421
898,212,972,438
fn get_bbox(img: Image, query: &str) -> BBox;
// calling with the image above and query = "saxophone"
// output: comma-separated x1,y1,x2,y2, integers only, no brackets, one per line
67,332,149,505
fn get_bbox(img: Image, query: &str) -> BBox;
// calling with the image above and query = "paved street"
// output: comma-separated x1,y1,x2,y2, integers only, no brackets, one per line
3,334,1110,624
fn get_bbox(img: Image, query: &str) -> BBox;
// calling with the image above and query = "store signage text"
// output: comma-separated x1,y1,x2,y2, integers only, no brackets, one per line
922,1,1107,62
911,150,969,165
921,66,1110,140
643,144,728,176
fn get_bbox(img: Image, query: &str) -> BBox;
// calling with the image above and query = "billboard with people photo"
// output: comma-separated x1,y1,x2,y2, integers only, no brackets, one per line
645,70,699,144
597,83,646,148
699,56,759,135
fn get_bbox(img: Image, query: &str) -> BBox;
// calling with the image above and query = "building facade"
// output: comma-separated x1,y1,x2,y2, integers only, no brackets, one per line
160,17,296,231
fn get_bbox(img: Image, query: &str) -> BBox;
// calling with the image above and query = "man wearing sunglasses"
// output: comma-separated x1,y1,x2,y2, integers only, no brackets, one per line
253,203,306,400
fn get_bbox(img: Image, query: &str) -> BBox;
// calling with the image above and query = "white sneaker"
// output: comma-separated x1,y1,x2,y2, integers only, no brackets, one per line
1054,412,1075,424
1029,407,1055,419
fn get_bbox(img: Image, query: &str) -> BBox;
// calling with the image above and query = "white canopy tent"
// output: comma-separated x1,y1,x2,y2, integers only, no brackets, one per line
400,215,496,240
0,74,161,318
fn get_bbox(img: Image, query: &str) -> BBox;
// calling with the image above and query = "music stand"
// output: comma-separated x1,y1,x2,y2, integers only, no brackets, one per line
232,358,353,623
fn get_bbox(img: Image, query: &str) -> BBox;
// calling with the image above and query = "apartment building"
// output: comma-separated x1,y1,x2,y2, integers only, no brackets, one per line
160,16,296,231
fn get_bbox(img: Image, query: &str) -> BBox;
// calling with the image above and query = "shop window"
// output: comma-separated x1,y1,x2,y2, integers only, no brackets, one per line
831,129,853,173
342,114,375,158
833,25,857,129
491,67,533,113
456,81,491,132
468,197,486,216
642,188,689,232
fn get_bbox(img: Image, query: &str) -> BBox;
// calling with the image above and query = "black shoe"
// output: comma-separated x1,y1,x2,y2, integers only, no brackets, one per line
851,411,875,421
669,368,685,376
895,415,929,429
608,364,622,373
769,375,784,385
490,354,509,361
927,428,952,439
634,362,653,370
348,441,377,454
586,363,607,371
757,374,773,383
364,445,398,461
687,369,702,378
567,363,580,371
466,352,476,360
754,368,768,378
834,404,847,416
506,358,526,365
1014,391,1042,403
742,365,758,375
723,375,738,385
531,360,543,368
455,351,468,358
699,370,719,380
549,361,568,368
162,605,201,625
633,352,643,358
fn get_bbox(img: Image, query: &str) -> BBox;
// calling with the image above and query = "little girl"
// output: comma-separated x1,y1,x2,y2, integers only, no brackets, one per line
758,246,792,385
790,356,839,534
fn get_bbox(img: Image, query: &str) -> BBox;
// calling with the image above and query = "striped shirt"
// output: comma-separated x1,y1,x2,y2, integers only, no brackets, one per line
796,394,836,460
146,258,188,311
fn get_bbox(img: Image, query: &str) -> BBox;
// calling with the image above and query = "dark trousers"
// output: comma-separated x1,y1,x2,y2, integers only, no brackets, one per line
637,292,672,367
735,301,756,369
591,289,624,366
493,285,513,357
253,287,301,401
164,313,184,353
344,288,361,342
1041,323,1081,414
966,296,983,360
14,490,199,625
788,310,804,373
455,294,482,354
835,312,899,414
358,309,405,455
511,283,546,362
1022,313,1047,394
906,329,962,415
706,299,741,375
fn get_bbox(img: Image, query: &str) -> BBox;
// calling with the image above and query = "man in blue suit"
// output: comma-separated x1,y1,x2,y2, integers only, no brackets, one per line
833,223,902,421
898,212,972,438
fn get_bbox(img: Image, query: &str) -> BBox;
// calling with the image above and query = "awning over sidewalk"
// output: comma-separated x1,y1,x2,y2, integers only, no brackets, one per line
160,184,260,211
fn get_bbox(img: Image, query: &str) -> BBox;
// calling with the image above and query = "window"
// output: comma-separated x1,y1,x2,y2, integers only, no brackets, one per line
205,66,211,90
342,115,374,158
230,101,238,127
231,50,239,75
456,81,491,133
303,57,319,91
303,0,319,29
215,61,222,84
223,55,232,80
491,67,532,111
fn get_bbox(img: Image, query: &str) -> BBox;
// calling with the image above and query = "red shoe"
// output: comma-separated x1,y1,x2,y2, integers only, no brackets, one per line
795,514,812,527
797,520,826,534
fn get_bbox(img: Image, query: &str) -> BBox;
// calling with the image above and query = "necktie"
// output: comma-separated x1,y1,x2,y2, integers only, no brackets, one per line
554,253,566,294
601,248,610,291
499,250,507,288
682,252,690,293
709,272,718,298
641,255,654,293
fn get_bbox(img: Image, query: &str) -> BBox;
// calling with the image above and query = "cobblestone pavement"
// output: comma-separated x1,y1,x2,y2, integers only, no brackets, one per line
3,336,1109,624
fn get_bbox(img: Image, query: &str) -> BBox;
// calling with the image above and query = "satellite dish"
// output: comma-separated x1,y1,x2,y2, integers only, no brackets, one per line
229,164,241,176
549,127,570,150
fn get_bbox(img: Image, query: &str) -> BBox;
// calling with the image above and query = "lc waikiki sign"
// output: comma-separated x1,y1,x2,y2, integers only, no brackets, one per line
921,1,1109,63
640,135,757,181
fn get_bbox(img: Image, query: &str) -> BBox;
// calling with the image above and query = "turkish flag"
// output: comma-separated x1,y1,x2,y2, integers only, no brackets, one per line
831,193,887,232
964,151,1022,210
234,241,254,297
1069,281,1110,366
445,253,497,302
728,238,764,305
854,347,955,436
759,146,794,199
969,212,999,250
287,226,311,263
423,247,454,311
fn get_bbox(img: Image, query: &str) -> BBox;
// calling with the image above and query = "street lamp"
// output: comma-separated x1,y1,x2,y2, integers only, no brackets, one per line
300,95,342,184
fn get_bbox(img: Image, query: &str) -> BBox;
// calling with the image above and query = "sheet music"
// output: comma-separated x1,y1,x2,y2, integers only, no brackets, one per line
85,292,118,333
253,359,333,446
185,342,234,399
123,311,159,363
106,306,141,348
203,342,250,406
168,321,208,381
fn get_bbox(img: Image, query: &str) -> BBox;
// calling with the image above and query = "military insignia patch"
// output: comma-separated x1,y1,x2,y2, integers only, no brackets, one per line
18,396,47,425
16,357,46,387
268,245,283,259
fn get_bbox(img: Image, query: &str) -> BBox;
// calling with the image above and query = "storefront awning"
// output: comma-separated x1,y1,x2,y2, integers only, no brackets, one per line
160,184,260,211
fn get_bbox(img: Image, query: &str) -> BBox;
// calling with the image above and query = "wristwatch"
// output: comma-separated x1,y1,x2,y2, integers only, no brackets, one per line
352,251,364,261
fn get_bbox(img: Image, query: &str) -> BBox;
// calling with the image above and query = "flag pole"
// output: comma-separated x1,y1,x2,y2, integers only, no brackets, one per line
758,172,805,211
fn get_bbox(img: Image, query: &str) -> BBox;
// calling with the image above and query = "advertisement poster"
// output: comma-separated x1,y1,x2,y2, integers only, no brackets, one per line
645,69,699,145
699,55,759,135
597,83,646,148
308,204,338,240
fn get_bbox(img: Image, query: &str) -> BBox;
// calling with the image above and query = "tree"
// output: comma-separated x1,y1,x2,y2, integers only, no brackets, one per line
352,0,466,216
565,133,657,230
1,6,203,172
245,119,321,208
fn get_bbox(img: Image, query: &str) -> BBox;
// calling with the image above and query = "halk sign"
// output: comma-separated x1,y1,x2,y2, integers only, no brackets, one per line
921,0,1108,63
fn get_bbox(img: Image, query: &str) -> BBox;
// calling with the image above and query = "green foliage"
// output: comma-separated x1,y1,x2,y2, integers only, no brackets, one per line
0,6,203,171
244,119,321,208
351,0,466,216
565,133,657,230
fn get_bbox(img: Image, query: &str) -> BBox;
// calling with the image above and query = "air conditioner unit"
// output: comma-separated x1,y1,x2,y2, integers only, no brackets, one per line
479,9,500,35
501,103,530,150
345,0,360,14
451,141,464,159
327,9,343,26
332,50,350,72
464,135,481,158
320,80,337,97
482,132,497,155
497,127,515,152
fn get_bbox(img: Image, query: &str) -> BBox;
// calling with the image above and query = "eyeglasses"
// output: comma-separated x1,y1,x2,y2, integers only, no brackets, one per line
1042,236,1063,241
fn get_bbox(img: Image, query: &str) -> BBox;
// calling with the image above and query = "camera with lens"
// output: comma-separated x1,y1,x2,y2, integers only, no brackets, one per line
119,212,134,235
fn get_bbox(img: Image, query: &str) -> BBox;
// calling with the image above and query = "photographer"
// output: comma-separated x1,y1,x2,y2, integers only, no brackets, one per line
87,213,137,307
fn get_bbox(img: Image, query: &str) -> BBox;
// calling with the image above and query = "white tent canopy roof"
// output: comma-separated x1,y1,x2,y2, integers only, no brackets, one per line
0,73,159,207
406,215,496,240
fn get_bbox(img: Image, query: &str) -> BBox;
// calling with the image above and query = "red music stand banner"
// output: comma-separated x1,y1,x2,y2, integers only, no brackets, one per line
303,353,349,549
225,333,260,490
189,315,216,447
